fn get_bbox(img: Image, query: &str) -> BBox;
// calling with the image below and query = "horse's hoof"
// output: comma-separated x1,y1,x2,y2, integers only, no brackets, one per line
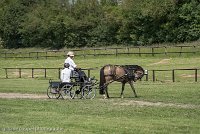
103,94,107,99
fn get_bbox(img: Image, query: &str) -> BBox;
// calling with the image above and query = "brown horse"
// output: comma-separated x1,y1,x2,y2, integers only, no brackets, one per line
99,64,145,98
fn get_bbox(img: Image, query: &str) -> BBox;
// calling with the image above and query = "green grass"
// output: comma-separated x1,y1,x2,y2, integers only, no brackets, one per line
0,79,199,134
0,98,200,134
0,48,200,134
0,78,199,104
0,79,47,93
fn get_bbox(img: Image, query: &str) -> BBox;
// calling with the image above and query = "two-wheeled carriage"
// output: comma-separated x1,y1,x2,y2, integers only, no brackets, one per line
47,70,98,99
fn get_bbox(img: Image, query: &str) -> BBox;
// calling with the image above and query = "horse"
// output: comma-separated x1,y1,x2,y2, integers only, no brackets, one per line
99,64,145,99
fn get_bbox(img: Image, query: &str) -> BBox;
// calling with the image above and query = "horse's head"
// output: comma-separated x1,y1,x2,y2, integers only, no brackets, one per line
133,66,144,82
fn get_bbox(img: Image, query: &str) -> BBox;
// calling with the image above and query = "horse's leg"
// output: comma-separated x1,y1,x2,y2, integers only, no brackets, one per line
103,84,110,99
103,87,109,99
103,77,112,99
105,85,110,98
120,82,125,98
129,81,137,97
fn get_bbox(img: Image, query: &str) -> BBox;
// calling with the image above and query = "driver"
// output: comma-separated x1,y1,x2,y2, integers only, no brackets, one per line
64,51,77,71
64,51,87,82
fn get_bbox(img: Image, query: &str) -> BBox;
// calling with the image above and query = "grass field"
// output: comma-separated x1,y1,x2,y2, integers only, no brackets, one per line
0,97,199,134
0,48,200,134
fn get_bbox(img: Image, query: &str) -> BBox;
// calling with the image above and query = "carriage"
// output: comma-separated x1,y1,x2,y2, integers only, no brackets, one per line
47,69,98,99
47,64,145,99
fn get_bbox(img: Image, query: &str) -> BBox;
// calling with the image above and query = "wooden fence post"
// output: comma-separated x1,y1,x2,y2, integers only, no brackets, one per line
37,52,39,59
45,52,47,59
88,69,90,78
5,68,8,78
179,46,182,56
164,46,167,55
153,70,155,82
83,50,86,58
44,68,47,78
19,68,21,78
127,47,130,55
145,73,148,81
152,47,154,56
138,47,141,57
4,52,7,59
193,45,196,54
58,68,61,79
93,49,96,57
172,70,175,82
195,69,197,82
115,48,118,57
32,68,34,78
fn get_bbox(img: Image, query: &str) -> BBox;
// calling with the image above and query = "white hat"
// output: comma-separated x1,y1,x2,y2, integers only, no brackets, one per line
67,51,74,56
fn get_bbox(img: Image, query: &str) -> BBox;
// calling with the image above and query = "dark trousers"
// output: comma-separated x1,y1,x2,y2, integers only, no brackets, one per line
77,70,87,82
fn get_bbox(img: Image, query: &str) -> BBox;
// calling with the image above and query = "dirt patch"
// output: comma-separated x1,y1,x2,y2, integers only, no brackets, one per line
149,58,171,66
180,74,200,78
0,93,199,109
113,100,199,109
0,93,47,99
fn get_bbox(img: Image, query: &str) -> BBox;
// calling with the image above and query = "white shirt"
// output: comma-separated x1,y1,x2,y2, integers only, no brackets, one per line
64,57,77,70
60,68,72,82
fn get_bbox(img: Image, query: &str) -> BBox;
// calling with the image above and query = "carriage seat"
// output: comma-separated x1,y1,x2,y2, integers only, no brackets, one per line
70,70,80,82
49,80,60,88
70,70,88,83
59,82,73,88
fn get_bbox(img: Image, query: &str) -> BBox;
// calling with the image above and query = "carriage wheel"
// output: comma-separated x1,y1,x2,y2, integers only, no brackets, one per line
60,84,75,99
47,86,60,99
71,84,83,99
81,84,96,99
73,86,82,99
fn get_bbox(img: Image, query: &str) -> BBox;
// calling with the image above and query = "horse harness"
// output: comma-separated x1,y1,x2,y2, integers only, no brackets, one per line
123,65,136,80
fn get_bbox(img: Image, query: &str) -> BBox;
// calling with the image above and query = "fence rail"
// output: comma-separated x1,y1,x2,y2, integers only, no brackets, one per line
3,67,97,79
145,68,199,82
1,45,199,59
3,67,199,82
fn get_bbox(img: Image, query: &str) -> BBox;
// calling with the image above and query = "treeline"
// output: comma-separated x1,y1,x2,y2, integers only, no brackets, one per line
0,0,200,49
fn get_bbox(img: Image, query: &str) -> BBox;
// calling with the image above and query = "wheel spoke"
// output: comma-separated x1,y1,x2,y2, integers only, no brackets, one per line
47,86,60,99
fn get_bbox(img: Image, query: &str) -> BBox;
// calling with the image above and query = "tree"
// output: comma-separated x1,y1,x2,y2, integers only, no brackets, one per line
0,0,200,48
0,0,25,48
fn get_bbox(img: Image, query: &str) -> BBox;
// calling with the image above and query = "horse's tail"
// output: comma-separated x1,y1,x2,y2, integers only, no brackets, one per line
99,66,105,94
